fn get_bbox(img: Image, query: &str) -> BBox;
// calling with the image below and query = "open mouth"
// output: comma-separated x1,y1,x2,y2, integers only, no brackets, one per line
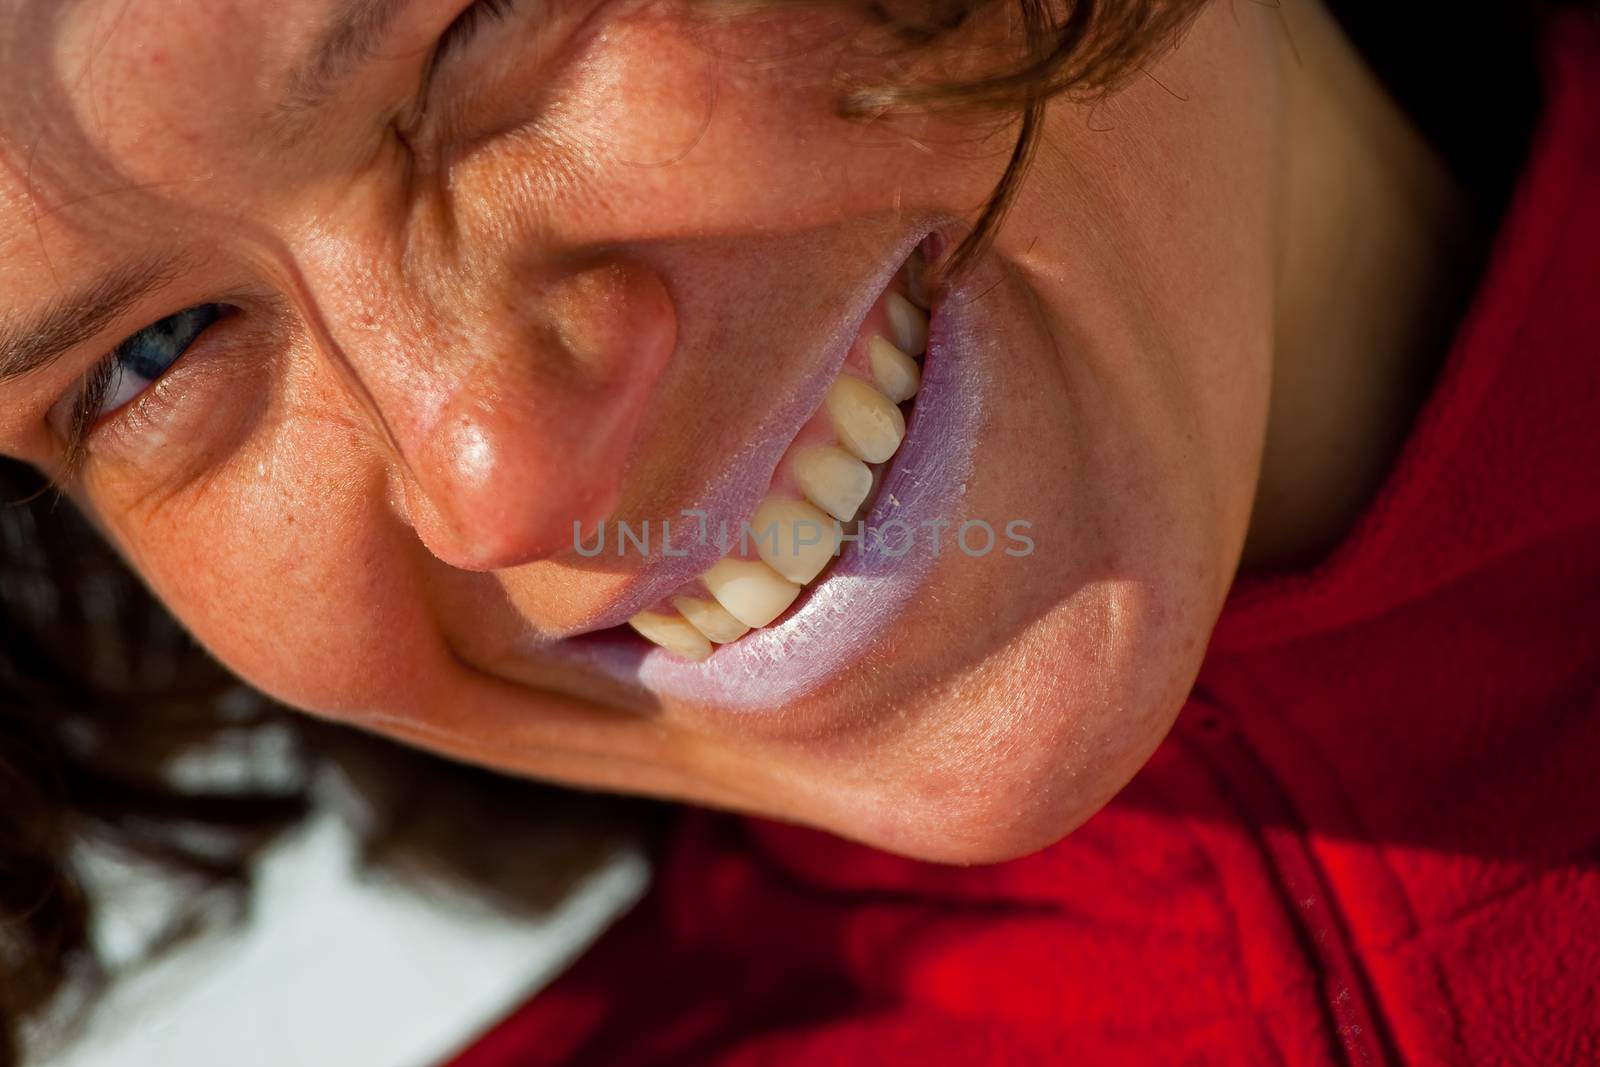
624,249,934,661
542,227,988,708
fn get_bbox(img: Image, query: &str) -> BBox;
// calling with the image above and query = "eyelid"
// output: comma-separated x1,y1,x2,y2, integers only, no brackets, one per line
75,314,274,495
54,305,234,478
436,0,519,59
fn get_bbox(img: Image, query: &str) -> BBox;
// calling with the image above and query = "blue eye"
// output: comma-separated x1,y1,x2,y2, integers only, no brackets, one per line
91,304,225,420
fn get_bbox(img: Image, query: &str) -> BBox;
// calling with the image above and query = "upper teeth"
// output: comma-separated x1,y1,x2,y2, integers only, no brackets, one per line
627,292,928,660
750,496,840,585
867,336,921,404
699,557,802,629
825,376,905,464
788,444,872,522
627,609,714,662
885,291,929,355
669,595,749,644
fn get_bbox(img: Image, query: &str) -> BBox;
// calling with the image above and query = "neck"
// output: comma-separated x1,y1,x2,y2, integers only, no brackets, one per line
1243,0,1482,569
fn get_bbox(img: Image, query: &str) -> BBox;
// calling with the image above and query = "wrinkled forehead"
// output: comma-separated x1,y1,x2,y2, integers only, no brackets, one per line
0,0,348,287
2,0,312,161
0,0,369,252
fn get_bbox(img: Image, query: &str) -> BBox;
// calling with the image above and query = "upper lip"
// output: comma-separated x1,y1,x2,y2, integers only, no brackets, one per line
553,230,937,638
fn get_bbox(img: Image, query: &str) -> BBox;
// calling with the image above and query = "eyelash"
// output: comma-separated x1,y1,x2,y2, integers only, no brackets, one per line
63,306,229,469
437,0,520,60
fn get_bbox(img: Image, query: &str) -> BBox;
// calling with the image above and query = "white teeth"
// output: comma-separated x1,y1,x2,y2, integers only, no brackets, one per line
701,558,802,628
825,376,905,464
867,335,921,404
750,497,838,585
789,444,873,522
670,595,750,644
628,610,712,661
643,290,931,657
885,291,929,356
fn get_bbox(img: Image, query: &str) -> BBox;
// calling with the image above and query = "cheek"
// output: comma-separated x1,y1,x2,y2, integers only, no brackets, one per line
99,424,445,722
1004,4,1283,576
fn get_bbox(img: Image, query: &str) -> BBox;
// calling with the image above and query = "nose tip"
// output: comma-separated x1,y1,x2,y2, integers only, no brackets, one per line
403,255,676,572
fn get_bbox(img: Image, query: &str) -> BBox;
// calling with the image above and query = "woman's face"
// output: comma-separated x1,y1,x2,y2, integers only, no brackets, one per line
0,0,1282,861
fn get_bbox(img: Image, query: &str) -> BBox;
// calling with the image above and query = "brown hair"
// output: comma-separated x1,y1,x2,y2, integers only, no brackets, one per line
0,457,304,1056
0,0,1572,1061
829,0,1209,279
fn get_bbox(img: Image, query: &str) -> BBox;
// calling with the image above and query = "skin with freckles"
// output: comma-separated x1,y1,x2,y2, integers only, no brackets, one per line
0,0,1468,861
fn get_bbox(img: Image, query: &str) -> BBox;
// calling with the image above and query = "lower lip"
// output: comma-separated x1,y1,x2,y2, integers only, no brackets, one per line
548,269,990,709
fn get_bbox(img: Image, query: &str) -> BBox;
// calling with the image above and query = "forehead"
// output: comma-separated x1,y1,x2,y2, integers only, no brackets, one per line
1,0,303,182
0,1,343,300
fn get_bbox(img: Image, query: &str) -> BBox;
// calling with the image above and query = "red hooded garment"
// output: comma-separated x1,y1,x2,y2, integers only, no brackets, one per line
447,13,1600,1065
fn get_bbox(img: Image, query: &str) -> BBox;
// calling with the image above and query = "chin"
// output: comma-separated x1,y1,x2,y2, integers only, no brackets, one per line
803,557,1211,864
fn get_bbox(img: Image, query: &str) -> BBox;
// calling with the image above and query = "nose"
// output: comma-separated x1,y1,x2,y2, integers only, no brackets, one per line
388,255,676,571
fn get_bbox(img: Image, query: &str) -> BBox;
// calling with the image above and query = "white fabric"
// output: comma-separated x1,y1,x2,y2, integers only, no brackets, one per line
41,809,648,1067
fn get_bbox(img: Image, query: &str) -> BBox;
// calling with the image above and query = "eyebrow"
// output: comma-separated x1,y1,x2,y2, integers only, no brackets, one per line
0,3,414,387
0,255,182,386
277,0,414,131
